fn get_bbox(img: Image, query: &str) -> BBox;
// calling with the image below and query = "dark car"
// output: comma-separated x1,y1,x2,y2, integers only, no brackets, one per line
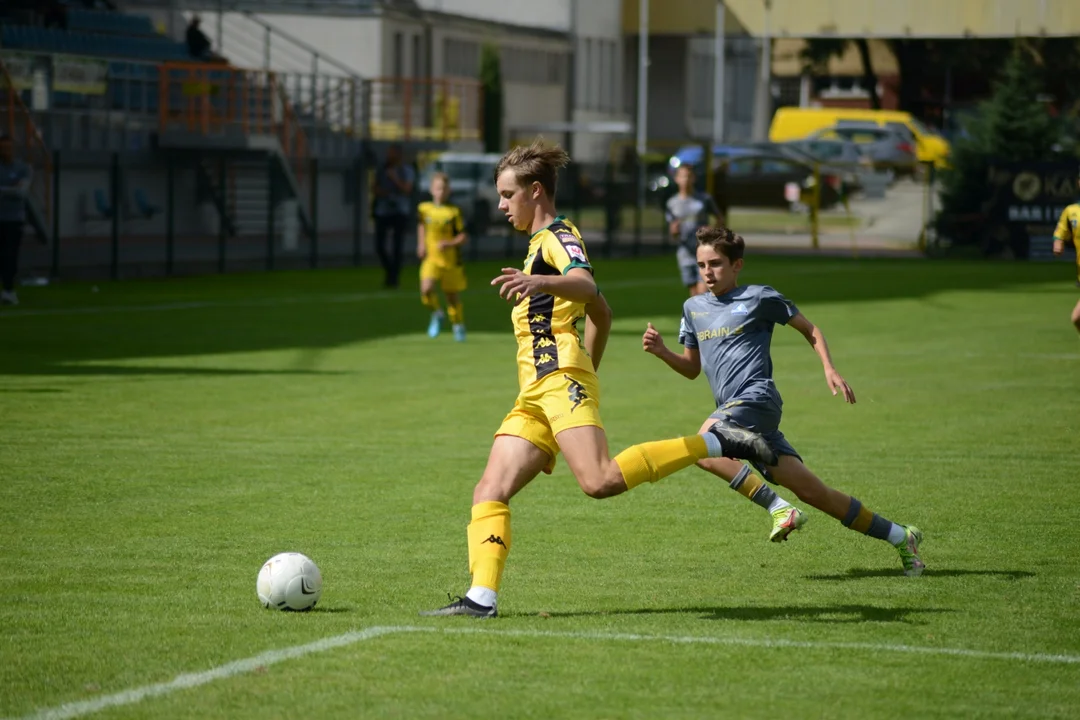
715,152,843,211
810,123,917,176
659,146,843,211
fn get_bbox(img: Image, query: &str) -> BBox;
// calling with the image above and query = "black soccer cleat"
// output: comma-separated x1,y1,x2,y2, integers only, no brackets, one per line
707,421,779,467
419,594,497,619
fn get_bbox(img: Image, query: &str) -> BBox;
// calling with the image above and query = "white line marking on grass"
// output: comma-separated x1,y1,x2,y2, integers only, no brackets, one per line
15,624,1078,720
442,627,1080,666
11,626,427,720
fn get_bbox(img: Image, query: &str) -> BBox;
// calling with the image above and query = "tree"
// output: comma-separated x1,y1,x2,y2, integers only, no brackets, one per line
936,42,1062,251
479,43,503,154
800,38,880,109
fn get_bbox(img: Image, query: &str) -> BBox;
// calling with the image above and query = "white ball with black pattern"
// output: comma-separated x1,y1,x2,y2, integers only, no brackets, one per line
256,552,322,611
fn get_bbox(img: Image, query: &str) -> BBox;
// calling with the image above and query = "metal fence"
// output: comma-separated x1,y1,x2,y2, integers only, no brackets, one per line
17,141,947,283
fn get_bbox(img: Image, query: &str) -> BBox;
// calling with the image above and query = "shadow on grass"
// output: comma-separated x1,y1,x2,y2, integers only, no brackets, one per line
0,256,1071,377
529,604,951,624
0,387,68,393
806,568,1036,581
36,366,351,377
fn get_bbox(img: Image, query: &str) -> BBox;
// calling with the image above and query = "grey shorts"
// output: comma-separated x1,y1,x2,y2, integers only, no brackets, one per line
710,397,801,482
676,246,700,287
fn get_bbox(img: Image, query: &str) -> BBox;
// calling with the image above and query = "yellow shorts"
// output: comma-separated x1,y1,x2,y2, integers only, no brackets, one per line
420,259,467,293
495,367,603,474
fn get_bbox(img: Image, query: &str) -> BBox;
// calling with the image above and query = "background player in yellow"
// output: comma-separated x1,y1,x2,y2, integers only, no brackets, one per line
421,139,777,618
417,171,468,341
1051,169,1080,335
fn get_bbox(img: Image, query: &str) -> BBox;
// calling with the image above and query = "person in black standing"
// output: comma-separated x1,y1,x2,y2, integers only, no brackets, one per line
0,133,32,306
372,144,415,288
185,15,212,59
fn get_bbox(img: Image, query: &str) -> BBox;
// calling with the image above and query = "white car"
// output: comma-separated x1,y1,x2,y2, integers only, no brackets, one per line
420,152,503,234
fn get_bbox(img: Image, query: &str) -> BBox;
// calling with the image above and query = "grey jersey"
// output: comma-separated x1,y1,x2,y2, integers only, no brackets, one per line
665,192,719,252
678,284,799,408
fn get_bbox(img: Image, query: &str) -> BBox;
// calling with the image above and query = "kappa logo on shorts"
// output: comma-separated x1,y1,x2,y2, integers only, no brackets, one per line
481,535,507,548
565,374,588,412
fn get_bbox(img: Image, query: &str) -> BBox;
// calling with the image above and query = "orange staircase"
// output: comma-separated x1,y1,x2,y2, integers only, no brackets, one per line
0,57,52,242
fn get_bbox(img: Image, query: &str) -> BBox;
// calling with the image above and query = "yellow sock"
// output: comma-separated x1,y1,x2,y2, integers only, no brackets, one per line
849,504,874,534
731,466,766,501
447,301,464,325
421,292,440,312
615,435,709,490
466,501,511,591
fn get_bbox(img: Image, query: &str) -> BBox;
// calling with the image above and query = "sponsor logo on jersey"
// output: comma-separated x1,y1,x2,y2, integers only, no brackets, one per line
697,326,744,341
564,242,587,263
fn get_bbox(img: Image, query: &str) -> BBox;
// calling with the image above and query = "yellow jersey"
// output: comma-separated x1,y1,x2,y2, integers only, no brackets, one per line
511,217,595,389
1054,203,1080,279
417,201,465,267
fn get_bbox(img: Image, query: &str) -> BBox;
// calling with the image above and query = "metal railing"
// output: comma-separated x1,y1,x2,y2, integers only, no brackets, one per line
156,62,309,176
222,11,363,77
0,56,52,231
368,77,482,142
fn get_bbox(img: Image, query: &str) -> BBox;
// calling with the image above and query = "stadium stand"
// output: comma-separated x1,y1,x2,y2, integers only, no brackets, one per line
1,25,189,62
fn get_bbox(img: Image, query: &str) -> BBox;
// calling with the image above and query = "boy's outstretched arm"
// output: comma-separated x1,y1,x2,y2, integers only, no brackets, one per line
584,292,612,371
788,313,856,403
642,323,701,380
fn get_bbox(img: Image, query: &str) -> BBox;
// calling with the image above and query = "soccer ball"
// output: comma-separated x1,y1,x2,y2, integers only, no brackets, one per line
256,552,322,611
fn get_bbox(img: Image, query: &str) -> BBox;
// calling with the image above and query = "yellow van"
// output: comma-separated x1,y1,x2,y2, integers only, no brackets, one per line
769,107,951,168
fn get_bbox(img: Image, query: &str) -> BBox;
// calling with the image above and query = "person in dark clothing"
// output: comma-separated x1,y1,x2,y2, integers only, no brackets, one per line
372,144,416,288
186,15,212,59
0,134,32,306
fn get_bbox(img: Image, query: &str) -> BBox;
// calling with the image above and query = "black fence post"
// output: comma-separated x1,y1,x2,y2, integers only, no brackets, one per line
569,161,581,228
50,149,60,278
217,157,227,273
470,157,482,262
603,161,616,258
165,153,175,276
632,152,642,257
309,157,319,269
353,153,364,266
266,155,276,271
109,152,120,281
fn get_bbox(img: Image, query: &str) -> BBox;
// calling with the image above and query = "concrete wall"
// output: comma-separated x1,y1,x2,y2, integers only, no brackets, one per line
51,153,357,241
417,0,571,32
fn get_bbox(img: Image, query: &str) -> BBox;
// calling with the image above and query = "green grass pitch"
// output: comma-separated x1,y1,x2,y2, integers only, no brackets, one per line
2,255,1079,719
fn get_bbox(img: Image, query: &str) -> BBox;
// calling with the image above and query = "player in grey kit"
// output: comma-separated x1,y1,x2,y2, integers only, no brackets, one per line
666,164,721,296
643,226,925,576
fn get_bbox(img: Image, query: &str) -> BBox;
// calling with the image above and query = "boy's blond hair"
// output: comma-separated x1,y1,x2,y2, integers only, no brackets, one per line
494,137,570,198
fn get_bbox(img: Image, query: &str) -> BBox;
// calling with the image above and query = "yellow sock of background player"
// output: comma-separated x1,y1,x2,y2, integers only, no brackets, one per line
421,291,441,314
446,301,464,326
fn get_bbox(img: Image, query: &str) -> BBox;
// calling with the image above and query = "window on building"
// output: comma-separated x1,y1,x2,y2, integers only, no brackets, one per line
445,37,480,78
412,34,423,80
393,32,404,79
587,38,596,106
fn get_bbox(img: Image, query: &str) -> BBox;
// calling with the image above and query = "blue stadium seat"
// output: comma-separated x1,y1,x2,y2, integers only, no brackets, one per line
0,24,188,61
67,9,157,37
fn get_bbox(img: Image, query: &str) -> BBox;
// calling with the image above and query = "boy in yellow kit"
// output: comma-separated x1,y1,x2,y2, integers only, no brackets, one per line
420,139,777,618
1051,168,1080,334
417,171,468,341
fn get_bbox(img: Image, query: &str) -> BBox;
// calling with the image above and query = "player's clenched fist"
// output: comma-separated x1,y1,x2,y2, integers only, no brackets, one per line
642,322,667,355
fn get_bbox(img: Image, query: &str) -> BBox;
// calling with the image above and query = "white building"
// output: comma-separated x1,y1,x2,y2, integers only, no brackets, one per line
128,0,630,161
